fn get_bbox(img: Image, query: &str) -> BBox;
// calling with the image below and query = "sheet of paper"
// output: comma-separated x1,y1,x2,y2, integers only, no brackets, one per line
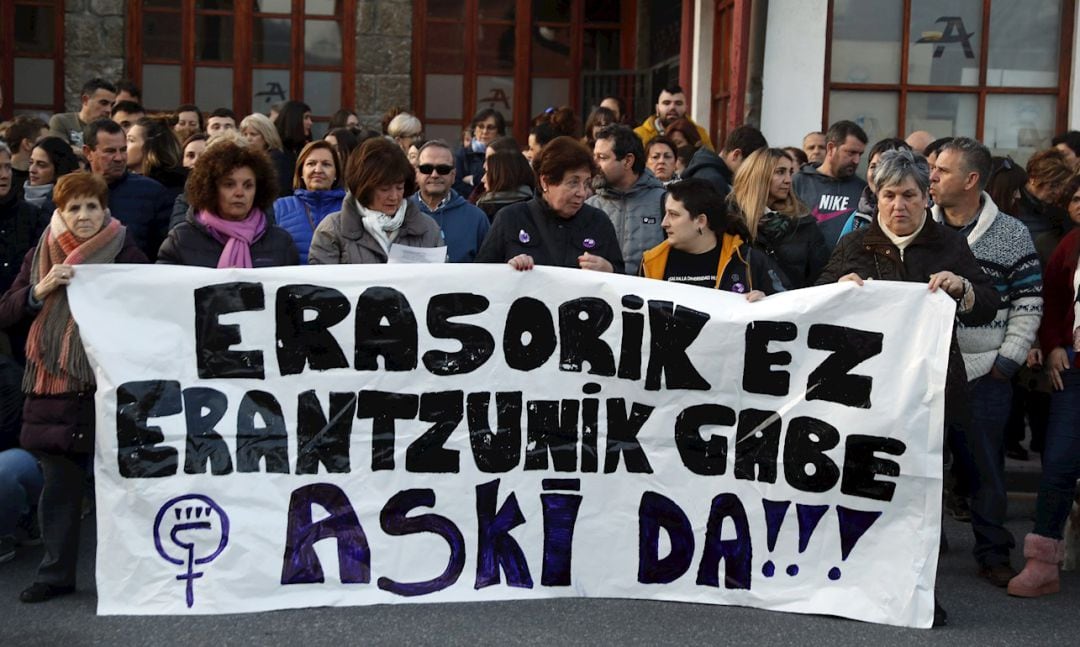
387,244,447,263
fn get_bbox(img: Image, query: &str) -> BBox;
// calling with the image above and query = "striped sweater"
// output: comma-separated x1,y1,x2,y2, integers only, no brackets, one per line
931,193,1043,380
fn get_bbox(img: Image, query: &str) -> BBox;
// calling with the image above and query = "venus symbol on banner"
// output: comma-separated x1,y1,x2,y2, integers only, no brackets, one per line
153,494,231,608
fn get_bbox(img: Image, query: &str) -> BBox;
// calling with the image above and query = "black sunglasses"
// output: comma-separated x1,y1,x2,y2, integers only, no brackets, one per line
418,164,454,175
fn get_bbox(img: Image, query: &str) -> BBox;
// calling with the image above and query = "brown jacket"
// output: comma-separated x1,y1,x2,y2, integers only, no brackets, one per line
307,195,444,264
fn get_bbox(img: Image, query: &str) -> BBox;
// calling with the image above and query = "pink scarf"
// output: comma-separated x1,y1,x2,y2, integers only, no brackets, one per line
196,208,267,268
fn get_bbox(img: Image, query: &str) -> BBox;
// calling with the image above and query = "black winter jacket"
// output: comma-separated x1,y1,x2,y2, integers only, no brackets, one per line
681,147,733,199
816,215,1000,426
753,212,830,288
474,198,625,273
157,213,299,268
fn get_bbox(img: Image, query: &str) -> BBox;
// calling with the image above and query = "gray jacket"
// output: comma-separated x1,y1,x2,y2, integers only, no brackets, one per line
308,194,444,264
586,171,667,275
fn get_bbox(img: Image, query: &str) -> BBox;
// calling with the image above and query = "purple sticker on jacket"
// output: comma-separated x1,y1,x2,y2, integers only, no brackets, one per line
583,238,596,249
518,229,530,244
731,282,746,293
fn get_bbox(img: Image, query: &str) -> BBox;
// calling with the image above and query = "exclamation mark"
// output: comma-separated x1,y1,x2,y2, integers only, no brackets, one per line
788,504,829,576
829,506,883,580
760,499,791,577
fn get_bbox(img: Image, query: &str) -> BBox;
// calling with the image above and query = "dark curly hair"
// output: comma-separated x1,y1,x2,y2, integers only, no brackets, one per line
345,137,416,207
185,141,278,214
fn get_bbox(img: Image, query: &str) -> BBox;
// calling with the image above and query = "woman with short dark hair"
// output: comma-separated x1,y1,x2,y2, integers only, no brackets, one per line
157,142,297,267
475,136,622,272
455,108,506,194
308,137,443,264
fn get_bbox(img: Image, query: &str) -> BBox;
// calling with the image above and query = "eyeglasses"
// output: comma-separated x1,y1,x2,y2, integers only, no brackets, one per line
418,164,454,175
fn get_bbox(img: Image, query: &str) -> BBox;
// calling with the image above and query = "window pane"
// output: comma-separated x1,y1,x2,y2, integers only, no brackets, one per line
532,26,571,74
428,0,465,19
532,77,570,117
197,0,235,8
585,0,620,22
905,92,977,139
195,67,233,110
828,91,898,143
305,0,338,15
830,0,902,84
425,74,464,120
305,20,342,65
14,5,54,53
144,12,183,60
987,0,1062,87
196,15,234,62
13,58,53,105
425,27,464,74
983,94,1057,165
477,76,513,124
253,18,291,64
478,23,515,72
534,0,572,23
143,64,183,110
479,0,515,20
303,71,341,116
255,0,290,11
253,69,290,111
426,124,463,147
909,0,982,86
584,29,620,71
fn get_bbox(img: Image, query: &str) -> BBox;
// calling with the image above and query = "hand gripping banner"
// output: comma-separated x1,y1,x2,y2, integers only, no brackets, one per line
67,264,953,627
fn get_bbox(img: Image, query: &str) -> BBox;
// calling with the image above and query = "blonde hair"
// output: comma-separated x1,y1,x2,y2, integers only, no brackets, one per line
728,147,806,239
387,112,422,138
204,128,249,151
240,113,283,151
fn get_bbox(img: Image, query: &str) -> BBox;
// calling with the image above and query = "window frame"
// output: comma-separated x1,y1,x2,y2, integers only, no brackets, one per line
0,0,66,119
823,0,1076,138
412,0,635,144
125,0,355,126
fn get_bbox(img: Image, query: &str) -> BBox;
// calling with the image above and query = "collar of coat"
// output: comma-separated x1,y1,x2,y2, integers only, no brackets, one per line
861,208,943,250
336,193,427,241
930,191,999,246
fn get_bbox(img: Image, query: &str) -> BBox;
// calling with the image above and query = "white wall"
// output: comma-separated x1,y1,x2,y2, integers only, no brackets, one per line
691,0,715,129
1071,4,1080,129
760,0,829,146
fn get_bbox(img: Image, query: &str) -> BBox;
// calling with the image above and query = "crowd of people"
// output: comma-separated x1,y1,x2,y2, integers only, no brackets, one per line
1,77,1079,626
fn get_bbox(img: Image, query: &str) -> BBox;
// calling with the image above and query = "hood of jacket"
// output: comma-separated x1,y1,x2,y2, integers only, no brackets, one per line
930,191,1002,246
683,147,733,183
412,189,468,216
593,169,665,200
295,187,347,211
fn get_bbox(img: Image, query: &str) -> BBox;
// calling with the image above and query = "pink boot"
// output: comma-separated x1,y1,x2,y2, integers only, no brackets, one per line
1007,534,1063,597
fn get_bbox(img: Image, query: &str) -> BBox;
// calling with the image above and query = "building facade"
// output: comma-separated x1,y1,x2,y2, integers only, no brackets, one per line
2,0,1078,159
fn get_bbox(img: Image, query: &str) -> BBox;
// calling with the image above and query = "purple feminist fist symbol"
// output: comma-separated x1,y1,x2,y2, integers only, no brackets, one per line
153,494,230,609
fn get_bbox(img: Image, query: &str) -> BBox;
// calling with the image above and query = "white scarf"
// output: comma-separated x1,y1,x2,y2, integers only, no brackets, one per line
22,182,53,208
880,215,926,261
357,198,407,255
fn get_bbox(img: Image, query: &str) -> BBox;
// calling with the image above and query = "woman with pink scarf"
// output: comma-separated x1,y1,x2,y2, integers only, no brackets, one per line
157,141,298,268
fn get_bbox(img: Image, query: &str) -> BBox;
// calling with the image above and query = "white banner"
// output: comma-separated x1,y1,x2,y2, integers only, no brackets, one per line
69,265,952,627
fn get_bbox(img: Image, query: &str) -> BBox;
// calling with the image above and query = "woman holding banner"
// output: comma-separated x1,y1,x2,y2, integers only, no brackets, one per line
0,172,148,603
157,141,298,268
815,149,998,626
474,136,623,273
639,178,785,300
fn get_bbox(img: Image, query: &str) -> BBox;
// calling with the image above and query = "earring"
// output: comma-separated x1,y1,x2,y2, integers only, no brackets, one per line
697,227,703,235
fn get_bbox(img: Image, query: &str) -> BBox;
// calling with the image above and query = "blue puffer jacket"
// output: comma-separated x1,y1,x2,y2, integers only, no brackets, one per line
274,188,347,264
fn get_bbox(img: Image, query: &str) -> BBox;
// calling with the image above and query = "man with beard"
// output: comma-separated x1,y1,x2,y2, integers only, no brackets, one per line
408,141,489,262
587,125,667,274
83,119,172,260
48,78,116,148
633,85,713,151
792,120,868,251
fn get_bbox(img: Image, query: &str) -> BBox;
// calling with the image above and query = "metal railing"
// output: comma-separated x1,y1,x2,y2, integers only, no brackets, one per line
581,57,680,125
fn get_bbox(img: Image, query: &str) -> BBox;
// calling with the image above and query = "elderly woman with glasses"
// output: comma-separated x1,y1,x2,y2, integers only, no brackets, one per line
475,136,622,273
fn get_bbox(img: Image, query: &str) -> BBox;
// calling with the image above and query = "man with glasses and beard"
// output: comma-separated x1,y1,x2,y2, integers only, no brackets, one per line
409,141,489,263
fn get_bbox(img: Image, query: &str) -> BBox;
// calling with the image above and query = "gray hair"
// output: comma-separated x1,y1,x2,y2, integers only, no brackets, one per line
873,148,930,196
939,136,992,190
387,112,422,138
417,139,452,156
0,141,11,157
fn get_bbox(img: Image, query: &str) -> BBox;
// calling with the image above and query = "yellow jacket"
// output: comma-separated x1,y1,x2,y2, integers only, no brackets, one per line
634,116,714,151
639,233,747,289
